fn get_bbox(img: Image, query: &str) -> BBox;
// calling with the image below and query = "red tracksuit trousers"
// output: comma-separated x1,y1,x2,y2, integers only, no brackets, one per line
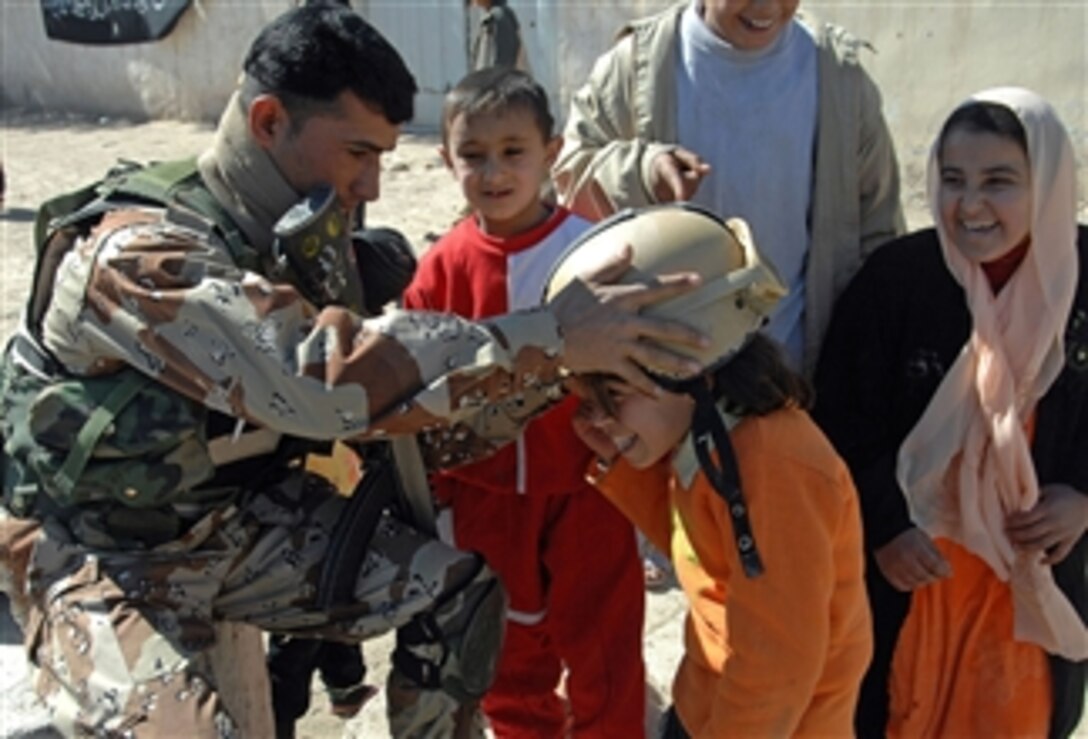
442,480,646,738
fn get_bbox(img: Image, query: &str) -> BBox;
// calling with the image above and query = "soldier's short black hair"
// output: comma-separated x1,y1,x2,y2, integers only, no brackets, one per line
441,67,554,145
243,4,417,126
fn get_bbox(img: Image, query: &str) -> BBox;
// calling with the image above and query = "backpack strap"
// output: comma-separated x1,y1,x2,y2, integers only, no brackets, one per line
50,370,153,498
101,158,262,271
168,181,263,273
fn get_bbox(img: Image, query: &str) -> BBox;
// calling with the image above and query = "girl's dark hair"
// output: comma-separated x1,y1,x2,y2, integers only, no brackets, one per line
938,100,1028,157
707,333,812,416
442,67,554,144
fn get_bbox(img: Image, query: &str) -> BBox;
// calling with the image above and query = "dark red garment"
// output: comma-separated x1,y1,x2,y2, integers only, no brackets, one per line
403,208,647,736
982,239,1030,293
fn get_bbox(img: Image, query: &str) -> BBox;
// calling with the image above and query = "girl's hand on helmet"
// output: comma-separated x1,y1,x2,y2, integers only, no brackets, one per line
874,527,952,591
548,244,707,396
1006,483,1088,565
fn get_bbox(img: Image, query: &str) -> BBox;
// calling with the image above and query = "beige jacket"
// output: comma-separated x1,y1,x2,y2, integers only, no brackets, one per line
554,3,905,375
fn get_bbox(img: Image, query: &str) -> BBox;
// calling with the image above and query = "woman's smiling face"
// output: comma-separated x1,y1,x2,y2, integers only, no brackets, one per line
937,127,1032,264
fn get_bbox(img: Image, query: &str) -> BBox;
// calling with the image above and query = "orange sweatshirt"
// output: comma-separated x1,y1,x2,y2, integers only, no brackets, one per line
594,407,872,737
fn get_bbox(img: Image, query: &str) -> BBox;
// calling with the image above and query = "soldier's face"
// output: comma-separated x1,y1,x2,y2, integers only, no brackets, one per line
260,91,400,215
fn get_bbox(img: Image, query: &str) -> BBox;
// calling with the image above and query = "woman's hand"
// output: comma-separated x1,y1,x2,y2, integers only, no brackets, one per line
1006,483,1088,565
874,527,952,591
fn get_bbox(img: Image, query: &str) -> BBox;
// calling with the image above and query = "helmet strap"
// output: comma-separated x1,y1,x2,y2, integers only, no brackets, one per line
687,381,765,578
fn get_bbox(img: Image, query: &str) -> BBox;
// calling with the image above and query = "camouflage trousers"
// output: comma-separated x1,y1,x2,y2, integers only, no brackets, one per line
0,472,502,738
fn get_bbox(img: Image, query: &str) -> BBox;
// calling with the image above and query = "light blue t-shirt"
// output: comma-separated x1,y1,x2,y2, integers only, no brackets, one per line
676,2,817,369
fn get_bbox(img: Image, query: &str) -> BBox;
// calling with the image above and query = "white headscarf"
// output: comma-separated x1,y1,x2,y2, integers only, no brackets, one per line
897,87,1086,659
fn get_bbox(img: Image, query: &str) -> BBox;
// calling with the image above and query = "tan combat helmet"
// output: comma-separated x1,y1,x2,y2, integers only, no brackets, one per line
542,204,785,382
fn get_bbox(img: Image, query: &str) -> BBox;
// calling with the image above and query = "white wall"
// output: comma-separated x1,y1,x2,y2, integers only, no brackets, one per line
0,0,468,125
1,0,1085,213
0,0,286,121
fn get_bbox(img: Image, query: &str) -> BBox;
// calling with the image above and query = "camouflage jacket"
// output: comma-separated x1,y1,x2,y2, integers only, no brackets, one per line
38,204,565,458
1,95,567,543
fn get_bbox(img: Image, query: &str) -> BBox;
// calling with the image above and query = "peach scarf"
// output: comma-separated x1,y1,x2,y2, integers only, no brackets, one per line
896,87,1087,660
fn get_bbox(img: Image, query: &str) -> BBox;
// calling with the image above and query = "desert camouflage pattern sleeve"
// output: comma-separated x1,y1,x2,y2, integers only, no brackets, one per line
41,207,566,457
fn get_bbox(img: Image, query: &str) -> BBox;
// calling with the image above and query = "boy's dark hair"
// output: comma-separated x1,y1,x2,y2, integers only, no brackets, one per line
242,4,417,128
442,67,553,143
939,100,1028,157
707,333,812,416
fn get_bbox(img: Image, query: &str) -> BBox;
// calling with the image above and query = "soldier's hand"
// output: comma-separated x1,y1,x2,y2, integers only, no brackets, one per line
650,147,711,204
874,527,952,592
548,244,706,396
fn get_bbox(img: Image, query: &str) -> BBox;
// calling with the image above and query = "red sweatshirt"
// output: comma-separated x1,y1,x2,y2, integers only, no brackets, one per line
403,208,593,496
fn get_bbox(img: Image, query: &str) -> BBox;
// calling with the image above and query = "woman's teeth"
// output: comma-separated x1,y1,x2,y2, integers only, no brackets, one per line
743,16,774,30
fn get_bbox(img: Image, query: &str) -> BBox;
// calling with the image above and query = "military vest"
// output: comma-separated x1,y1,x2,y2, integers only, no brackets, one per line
0,159,307,547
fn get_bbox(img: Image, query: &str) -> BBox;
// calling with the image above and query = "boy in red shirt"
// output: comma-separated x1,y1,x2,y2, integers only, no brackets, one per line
402,67,645,737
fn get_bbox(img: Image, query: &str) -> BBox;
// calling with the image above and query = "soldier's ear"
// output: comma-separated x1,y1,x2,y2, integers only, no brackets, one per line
249,94,289,148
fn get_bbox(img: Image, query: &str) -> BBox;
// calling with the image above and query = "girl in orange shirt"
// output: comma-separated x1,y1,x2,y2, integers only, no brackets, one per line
545,205,873,737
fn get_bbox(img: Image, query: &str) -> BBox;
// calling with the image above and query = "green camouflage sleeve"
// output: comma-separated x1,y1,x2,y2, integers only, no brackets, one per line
41,208,565,450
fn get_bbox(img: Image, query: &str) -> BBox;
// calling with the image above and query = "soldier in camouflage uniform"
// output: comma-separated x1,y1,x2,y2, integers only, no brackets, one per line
0,5,705,738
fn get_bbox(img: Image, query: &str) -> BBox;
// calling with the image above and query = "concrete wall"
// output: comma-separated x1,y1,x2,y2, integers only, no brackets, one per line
0,0,285,121
0,0,467,124
1,1,1085,214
